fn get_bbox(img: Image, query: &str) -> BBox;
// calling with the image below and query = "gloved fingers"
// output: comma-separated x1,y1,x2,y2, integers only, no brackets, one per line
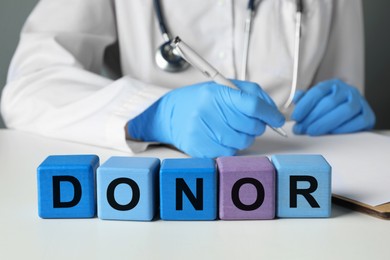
215,130,256,151
330,114,367,134
230,79,277,107
331,98,376,134
291,80,337,121
296,97,362,136
224,87,285,128
179,127,238,158
220,104,267,136
292,89,305,104
226,113,267,136
212,83,282,134
200,115,256,150
185,142,237,158
293,88,349,131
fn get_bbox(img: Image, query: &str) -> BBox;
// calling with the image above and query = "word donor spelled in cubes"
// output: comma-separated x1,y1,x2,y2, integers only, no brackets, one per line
37,154,332,221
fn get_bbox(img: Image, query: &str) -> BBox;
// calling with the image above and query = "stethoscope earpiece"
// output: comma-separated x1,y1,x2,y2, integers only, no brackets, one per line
155,41,190,72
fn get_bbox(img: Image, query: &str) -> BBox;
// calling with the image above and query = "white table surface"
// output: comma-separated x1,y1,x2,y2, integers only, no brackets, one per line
0,129,389,260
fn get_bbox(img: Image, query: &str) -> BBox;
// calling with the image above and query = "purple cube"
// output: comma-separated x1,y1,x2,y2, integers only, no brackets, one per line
217,156,275,220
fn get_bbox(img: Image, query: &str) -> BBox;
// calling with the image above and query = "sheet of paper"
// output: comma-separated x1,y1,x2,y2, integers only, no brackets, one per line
241,122,390,206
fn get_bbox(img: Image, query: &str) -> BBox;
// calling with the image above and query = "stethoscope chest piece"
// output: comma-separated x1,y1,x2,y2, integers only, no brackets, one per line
155,41,190,72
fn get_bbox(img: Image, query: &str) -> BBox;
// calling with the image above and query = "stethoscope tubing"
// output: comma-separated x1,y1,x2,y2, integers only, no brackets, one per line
240,0,258,80
283,0,303,110
153,0,170,42
154,0,304,110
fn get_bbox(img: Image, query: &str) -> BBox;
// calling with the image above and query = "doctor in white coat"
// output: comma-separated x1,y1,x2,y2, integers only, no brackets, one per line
1,0,375,158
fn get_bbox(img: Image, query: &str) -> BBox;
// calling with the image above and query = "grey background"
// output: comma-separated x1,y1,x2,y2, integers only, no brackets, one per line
0,0,389,129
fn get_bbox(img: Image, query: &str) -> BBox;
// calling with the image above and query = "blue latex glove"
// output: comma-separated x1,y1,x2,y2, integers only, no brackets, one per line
291,79,376,136
127,80,285,158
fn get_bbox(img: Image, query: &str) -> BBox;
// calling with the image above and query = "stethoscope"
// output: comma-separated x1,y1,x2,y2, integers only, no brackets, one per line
154,0,304,109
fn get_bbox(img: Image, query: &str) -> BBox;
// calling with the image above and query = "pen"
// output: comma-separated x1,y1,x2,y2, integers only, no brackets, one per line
172,36,288,138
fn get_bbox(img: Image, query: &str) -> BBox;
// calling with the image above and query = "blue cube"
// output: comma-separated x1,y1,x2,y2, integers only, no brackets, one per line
37,155,99,218
97,157,160,221
160,158,217,220
272,154,332,218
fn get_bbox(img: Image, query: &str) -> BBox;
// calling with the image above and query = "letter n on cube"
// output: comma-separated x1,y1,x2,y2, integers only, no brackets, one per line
160,158,217,220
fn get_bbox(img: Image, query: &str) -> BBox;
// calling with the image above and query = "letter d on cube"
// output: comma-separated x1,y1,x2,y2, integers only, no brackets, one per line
37,155,99,218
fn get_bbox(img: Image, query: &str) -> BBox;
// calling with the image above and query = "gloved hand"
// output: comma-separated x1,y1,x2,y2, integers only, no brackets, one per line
127,80,285,158
291,79,376,136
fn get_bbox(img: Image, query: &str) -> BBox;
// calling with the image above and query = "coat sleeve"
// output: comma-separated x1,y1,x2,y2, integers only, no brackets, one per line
312,0,365,94
0,0,169,153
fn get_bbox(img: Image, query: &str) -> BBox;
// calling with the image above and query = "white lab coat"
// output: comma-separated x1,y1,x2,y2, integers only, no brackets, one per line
1,0,364,153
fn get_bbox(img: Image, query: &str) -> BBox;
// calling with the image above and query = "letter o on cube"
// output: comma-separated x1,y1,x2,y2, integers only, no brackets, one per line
217,156,276,220
97,157,160,221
